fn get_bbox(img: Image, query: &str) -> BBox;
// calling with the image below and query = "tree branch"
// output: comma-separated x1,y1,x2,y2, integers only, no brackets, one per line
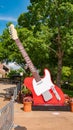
48,46,58,56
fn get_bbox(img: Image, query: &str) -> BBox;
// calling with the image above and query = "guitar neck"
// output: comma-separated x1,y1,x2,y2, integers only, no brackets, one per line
15,39,41,82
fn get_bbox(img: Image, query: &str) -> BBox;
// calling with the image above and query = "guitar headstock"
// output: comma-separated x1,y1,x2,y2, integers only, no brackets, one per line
9,24,18,40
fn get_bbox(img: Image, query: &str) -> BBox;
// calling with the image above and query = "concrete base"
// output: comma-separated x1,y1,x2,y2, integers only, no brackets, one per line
32,104,70,111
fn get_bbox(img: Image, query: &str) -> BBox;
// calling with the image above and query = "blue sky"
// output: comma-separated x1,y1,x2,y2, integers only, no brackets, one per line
0,0,30,34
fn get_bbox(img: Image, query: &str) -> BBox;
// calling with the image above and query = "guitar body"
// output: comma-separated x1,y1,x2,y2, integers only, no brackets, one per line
24,69,65,105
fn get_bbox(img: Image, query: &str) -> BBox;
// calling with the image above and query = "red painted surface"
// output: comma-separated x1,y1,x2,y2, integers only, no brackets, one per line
24,77,65,105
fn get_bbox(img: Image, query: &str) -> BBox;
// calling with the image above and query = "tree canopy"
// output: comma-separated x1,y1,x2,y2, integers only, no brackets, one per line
0,0,73,88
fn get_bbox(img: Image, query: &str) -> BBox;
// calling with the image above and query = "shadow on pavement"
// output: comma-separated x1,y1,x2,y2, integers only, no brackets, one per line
14,125,27,130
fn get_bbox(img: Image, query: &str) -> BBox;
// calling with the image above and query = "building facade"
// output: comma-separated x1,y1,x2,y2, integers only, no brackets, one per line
0,63,10,78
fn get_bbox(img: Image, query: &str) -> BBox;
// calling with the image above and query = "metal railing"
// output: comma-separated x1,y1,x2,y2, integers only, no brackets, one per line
0,100,14,130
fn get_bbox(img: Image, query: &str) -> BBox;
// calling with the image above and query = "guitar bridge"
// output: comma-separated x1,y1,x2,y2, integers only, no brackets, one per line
51,86,61,101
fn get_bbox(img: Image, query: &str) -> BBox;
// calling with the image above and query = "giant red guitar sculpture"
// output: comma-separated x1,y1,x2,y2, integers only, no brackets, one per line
9,24,65,105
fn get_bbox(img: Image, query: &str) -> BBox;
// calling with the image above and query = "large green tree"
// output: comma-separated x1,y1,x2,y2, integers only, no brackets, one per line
18,0,73,87
0,0,73,88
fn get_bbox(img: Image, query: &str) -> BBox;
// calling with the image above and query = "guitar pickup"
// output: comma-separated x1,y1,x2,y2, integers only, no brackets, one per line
37,80,43,85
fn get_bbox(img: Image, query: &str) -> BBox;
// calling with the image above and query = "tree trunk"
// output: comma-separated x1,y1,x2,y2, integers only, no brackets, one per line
56,49,63,87
56,28,63,88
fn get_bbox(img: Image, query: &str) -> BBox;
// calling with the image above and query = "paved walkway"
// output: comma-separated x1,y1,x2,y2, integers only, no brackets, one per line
13,102,73,130
0,83,73,130
0,98,73,130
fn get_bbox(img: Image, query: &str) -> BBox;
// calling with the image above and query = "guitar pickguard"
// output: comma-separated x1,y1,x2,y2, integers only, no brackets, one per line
33,69,54,96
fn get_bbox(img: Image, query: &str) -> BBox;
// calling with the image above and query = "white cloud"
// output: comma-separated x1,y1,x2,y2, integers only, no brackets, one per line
0,16,17,22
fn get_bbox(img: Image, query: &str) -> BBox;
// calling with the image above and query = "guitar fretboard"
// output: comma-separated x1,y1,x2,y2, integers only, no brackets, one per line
15,39,41,82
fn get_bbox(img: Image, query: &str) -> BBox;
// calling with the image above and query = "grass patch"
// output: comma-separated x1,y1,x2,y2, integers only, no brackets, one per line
62,88,73,97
